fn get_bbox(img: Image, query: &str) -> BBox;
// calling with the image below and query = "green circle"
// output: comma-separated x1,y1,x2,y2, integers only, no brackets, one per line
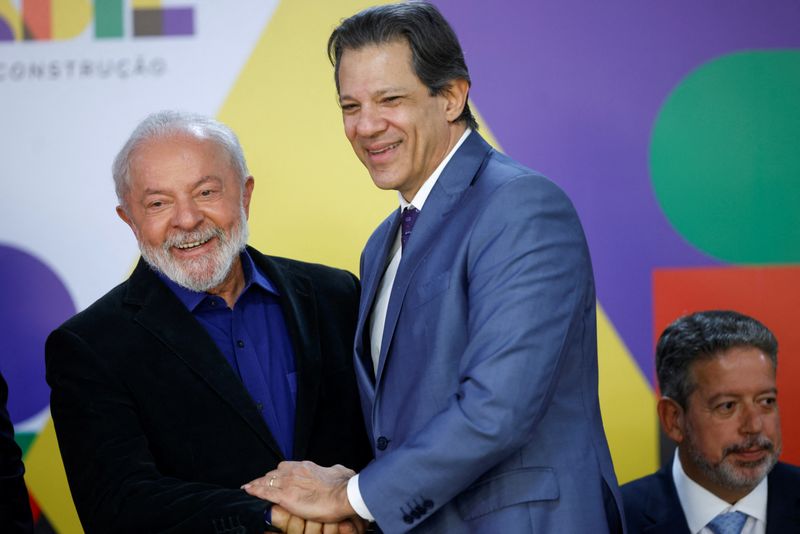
650,50,800,264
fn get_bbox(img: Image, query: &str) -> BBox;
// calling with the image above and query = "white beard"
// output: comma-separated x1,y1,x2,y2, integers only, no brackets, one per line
139,208,249,292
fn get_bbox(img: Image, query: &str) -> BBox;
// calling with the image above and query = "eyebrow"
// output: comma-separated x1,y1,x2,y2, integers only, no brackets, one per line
142,175,221,197
707,387,778,404
339,87,406,103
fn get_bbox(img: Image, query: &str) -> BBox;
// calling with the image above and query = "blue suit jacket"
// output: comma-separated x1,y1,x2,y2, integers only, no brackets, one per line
621,460,800,533
354,132,624,533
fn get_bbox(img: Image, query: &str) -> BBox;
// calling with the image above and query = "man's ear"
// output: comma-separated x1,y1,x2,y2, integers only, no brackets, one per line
657,397,686,444
116,205,138,239
242,176,255,219
442,78,470,123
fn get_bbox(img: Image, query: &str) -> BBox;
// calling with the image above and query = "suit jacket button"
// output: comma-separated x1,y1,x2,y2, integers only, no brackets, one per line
403,514,414,524
376,436,389,450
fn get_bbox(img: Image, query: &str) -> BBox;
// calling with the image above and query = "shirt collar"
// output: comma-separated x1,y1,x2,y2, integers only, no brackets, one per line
672,449,768,533
158,249,279,311
398,128,472,212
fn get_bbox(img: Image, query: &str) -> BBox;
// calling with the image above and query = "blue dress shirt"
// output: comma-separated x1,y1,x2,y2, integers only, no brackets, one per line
160,251,297,459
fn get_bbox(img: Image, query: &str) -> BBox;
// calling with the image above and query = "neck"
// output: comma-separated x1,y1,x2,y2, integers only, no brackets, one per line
208,256,246,308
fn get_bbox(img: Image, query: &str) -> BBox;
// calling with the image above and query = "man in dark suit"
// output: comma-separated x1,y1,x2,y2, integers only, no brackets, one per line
242,3,624,532
0,371,33,534
622,310,800,534
45,111,371,534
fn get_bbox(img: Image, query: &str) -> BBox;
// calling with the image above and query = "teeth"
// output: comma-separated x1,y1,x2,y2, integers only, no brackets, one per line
369,142,399,155
175,237,211,250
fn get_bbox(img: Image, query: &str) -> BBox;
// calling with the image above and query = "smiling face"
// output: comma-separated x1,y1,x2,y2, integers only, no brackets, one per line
674,346,782,502
337,39,468,201
117,133,253,297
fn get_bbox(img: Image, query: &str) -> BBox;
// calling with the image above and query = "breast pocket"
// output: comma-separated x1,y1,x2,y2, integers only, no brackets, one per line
411,270,451,309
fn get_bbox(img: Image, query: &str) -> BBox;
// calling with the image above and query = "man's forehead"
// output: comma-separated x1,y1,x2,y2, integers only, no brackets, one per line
688,348,777,396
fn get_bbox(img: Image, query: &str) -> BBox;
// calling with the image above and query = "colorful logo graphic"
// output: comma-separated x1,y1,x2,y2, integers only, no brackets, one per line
0,0,195,42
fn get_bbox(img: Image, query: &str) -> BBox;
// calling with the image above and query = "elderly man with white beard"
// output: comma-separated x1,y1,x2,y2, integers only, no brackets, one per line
45,111,371,534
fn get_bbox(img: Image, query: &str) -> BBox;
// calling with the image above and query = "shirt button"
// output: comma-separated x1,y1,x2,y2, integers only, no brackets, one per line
210,300,217,307
256,402,263,411
376,436,389,450
237,340,245,348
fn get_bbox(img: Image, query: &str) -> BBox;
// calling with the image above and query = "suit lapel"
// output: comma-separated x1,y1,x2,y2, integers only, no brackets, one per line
125,259,283,458
251,250,321,461
375,132,493,385
355,211,401,392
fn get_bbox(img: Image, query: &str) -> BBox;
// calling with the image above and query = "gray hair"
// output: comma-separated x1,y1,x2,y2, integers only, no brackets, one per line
113,110,249,207
656,310,778,409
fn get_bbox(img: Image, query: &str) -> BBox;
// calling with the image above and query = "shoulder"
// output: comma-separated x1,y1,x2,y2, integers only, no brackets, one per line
249,248,358,294
56,278,131,336
621,468,675,510
769,461,800,486
621,472,659,502
477,151,575,212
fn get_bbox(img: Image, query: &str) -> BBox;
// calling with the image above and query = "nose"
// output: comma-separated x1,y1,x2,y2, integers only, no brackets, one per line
354,104,387,138
740,402,765,435
171,197,204,230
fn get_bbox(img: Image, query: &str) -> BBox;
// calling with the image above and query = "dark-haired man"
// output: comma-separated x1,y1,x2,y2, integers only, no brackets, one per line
622,310,800,533
244,2,624,532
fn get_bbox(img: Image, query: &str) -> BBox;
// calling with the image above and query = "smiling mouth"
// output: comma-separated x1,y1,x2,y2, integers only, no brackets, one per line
174,236,213,250
368,142,400,155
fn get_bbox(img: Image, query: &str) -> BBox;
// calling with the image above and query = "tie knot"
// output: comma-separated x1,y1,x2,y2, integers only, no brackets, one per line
707,511,748,534
401,206,420,250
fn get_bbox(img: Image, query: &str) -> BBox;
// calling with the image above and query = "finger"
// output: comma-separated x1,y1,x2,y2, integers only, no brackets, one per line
335,520,355,534
285,514,306,534
243,482,282,502
270,505,290,530
322,522,340,534
303,520,323,534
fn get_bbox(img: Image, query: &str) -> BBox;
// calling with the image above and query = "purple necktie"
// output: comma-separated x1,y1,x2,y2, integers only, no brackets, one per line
401,206,420,250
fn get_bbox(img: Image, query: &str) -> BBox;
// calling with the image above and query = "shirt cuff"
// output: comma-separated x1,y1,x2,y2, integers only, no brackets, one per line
347,474,375,521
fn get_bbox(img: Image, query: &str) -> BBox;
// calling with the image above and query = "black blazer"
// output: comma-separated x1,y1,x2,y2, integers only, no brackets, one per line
0,372,34,534
46,248,371,534
621,459,800,534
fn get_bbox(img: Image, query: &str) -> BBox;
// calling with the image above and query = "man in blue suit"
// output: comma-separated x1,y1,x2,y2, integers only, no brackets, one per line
622,311,800,533
244,2,624,532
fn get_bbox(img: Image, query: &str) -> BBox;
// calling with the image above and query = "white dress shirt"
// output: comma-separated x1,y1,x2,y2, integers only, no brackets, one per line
672,449,768,534
347,128,472,522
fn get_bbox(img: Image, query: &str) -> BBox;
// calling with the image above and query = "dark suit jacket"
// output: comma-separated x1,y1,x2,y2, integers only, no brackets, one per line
621,459,800,533
0,372,34,534
45,247,371,534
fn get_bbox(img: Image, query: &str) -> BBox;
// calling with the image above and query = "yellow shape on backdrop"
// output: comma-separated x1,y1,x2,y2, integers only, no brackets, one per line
24,418,83,534
597,303,659,483
52,0,92,40
132,0,162,8
0,0,22,40
219,0,399,274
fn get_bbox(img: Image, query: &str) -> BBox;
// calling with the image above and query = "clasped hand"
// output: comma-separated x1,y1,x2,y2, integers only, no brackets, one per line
243,461,364,534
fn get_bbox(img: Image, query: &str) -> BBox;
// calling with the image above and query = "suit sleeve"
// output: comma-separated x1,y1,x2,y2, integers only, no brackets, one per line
358,176,594,531
0,372,34,534
46,328,269,534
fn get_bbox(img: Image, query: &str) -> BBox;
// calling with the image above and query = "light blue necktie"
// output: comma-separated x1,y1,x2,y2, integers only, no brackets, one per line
707,511,748,534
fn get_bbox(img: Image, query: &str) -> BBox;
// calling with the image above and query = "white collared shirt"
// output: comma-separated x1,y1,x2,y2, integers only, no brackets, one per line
348,128,472,522
672,449,768,534
367,127,471,376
